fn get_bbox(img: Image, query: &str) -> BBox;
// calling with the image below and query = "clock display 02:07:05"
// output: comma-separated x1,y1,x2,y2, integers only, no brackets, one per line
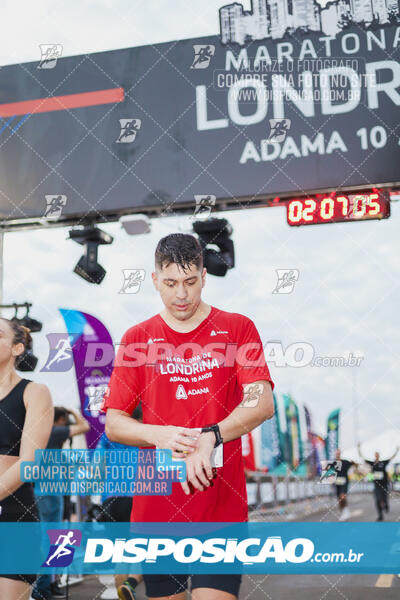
286,191,391,226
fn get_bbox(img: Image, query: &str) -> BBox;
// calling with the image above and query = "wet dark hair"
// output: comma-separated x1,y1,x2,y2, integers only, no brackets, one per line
155,233,203,273
0,318,32,366
54,407,69,423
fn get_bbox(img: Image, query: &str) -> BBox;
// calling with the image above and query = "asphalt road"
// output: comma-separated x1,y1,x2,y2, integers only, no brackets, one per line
44,491,400,599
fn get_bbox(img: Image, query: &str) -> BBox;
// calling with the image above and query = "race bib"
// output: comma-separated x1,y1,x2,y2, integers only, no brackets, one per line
373,471,384,480
335,476,346,486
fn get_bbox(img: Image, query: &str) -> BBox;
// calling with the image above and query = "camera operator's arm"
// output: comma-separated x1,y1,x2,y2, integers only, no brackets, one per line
67,408,90,437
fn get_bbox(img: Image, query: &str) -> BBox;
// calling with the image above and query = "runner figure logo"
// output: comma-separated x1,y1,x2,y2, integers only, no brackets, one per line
37,44,63,69
43,195,67,221
119,269,146,294
116,119,141,143
41,334,75,372
272,269,299,294
190,195,216,220
319,460,341,484
99,385,111,412
191,45,215,69
42,529,82,567
348,194,368,218
87,384,108,414
240,383,264,408
268,119,291,143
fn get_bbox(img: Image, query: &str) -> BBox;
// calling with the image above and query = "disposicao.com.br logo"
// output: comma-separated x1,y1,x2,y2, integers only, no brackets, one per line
83,535,364,566
1,522,389,575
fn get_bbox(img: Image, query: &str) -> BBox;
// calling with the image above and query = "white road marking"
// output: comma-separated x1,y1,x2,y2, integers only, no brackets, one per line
349,509,363,517
375,574,394,588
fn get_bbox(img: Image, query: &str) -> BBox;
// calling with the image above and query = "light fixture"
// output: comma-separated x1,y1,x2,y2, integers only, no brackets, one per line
69,225,113,284
192,218,235,277
18,304,42,332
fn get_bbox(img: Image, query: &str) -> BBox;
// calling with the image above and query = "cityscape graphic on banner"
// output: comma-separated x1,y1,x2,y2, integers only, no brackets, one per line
219,0,400,45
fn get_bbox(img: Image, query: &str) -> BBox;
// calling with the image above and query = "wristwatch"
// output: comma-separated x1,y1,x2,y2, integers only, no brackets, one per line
201,424,223,447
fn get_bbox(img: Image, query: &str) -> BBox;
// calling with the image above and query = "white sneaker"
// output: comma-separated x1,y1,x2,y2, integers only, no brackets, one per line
342,507,351,520
100,590,118,600
98,575,118,599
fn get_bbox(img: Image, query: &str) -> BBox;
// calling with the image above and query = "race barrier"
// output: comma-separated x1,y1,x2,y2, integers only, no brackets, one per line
246,474,400,511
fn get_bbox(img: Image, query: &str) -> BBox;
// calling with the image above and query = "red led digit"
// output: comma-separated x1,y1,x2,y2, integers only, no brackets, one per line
336,196,349,216
303,198,317,222
367,193,380,216
288,200,303,223
320,197,334,220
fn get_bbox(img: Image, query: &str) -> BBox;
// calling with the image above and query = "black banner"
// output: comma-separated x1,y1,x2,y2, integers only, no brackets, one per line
0,2,399,221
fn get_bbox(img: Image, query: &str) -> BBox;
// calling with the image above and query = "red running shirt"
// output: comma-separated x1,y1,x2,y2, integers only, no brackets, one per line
102,305,274,522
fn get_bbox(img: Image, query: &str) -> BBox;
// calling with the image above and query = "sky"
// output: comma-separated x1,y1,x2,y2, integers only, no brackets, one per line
1,0,399,453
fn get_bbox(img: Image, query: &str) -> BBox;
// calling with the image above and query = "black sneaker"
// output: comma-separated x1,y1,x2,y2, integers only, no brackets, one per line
31,590,52,600
50,582,67,598
118,577,138,600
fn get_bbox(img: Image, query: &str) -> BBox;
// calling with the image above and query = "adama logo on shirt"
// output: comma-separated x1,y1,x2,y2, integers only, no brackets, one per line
210,330,229,336
147,337,165,344
176,385,187,400
176,385,210,399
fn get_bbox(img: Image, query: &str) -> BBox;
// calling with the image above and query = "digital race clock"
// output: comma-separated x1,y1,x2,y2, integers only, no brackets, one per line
286,191,391,227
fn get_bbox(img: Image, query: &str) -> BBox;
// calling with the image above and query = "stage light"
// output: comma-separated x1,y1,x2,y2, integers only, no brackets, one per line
69,225,113,284
192,218,235,277
18,305,42,332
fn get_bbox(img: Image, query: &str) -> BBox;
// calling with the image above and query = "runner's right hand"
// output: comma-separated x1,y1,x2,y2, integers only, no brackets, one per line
152,426,200,458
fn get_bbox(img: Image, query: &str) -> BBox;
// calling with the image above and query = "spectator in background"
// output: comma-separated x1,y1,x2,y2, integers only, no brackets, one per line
32,407,89,600
94,405,144,600
358,442,399,521
332,449,358,521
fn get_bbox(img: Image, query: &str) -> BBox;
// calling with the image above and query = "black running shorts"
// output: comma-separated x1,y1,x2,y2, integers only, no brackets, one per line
143,573,242,597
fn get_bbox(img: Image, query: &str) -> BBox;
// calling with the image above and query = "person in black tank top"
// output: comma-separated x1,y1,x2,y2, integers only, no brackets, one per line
0,318,54,600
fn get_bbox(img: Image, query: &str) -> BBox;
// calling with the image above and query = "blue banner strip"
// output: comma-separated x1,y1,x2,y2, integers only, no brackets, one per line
0,522,399,574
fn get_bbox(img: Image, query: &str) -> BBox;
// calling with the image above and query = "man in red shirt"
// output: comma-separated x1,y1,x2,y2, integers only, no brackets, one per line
103,233,274,600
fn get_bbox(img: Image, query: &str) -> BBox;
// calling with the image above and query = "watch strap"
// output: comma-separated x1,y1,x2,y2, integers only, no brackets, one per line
201,424,223,447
